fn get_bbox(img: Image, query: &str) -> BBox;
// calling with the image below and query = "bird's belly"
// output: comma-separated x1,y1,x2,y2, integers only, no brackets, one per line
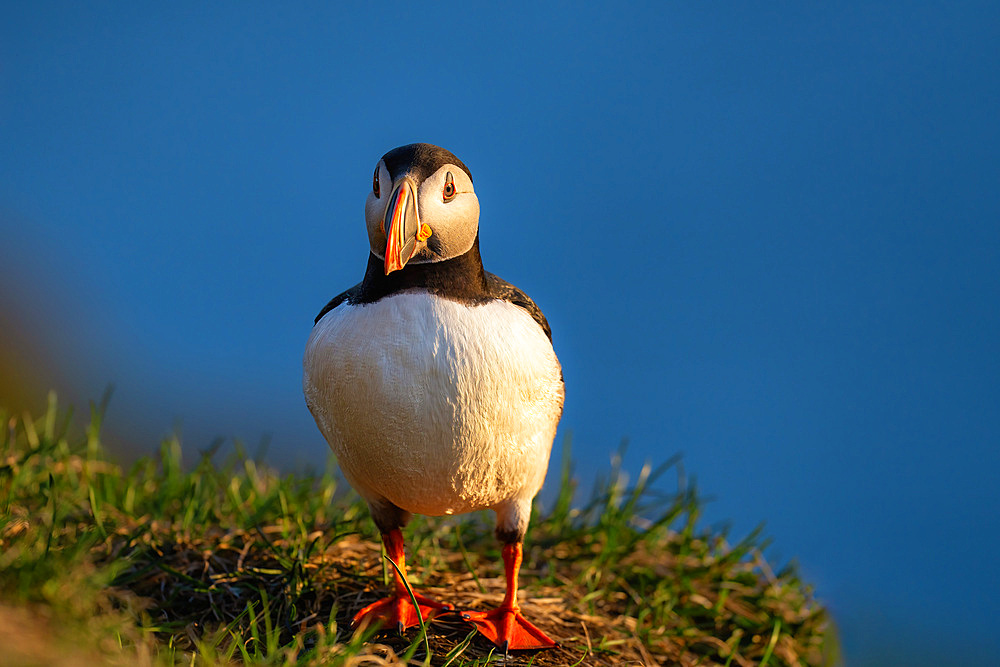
303,292,564,516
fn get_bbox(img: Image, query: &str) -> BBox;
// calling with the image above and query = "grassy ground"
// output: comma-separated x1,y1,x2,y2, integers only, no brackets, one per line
1,394,835,666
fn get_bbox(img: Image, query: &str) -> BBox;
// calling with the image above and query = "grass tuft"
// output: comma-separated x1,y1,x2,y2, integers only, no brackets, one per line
0,395,835,665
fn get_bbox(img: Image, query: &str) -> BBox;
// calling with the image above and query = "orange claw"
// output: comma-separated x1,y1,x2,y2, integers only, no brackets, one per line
460,543,557,650
352,529,452,633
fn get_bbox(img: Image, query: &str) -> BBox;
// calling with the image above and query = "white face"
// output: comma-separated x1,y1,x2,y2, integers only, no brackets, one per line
365,161,480,263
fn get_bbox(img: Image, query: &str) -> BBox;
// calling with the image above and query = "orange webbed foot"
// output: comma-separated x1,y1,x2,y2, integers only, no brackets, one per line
461,606,557,650
352,591,452,634
460,541,557,650
353,528,452,633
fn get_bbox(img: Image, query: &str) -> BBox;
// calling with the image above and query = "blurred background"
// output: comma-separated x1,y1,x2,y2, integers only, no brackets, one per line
2,4,998,665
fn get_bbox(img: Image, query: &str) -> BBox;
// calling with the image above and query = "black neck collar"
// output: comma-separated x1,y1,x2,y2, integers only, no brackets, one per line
356,237,489,304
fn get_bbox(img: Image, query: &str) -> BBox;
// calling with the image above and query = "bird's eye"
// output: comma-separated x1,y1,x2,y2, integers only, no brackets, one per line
443,172,456,202
373,166,380,198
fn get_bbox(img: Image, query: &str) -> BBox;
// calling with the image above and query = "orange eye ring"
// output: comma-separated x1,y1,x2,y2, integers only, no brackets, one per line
373,166,380,198
443,172,456,202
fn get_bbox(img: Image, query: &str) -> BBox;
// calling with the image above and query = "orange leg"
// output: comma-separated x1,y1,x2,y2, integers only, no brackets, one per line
461,543,557,650
352,529,452,633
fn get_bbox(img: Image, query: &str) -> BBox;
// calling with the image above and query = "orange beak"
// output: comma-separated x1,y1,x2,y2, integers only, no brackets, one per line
383,179,419,274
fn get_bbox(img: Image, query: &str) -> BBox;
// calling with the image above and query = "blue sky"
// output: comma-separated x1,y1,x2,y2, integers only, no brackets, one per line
2,4,998,664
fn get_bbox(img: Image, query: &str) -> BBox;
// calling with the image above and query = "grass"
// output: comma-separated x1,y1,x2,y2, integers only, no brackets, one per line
0,393,835,666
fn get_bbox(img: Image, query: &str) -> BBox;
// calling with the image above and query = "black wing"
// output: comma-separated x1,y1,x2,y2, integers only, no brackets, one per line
485,272,553,341
314,283,363,324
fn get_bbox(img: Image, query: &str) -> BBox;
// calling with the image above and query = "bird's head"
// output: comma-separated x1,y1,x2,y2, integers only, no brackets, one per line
365,143,479,275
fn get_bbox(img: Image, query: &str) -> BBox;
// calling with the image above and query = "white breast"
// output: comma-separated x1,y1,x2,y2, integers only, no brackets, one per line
303,291,564,517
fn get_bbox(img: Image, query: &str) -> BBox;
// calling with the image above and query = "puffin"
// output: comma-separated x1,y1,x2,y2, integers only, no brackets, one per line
303,143,564,651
